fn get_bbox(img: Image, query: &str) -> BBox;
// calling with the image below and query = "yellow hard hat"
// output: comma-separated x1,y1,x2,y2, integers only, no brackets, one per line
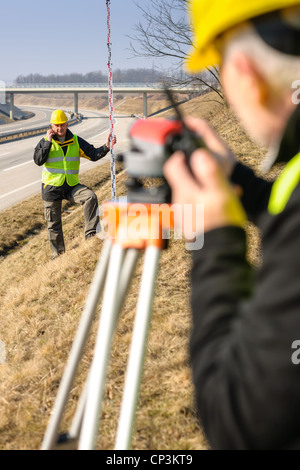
50,109,68,125
186,0,300,72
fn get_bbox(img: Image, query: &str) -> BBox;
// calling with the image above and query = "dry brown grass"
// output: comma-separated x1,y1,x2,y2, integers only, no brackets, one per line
0,164,205,450
0,91,273,450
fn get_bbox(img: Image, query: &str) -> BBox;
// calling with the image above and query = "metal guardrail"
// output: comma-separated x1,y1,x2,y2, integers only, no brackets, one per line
4,84,206,94
0,115,81,143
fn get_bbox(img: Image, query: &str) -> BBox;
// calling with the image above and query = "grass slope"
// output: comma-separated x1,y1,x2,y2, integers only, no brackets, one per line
0,92,272,450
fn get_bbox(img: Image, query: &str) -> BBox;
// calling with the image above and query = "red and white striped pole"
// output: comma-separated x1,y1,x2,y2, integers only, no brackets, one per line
106,0,116,201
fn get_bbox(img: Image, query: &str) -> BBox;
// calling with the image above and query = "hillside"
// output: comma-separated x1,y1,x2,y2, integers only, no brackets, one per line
0,92,271,450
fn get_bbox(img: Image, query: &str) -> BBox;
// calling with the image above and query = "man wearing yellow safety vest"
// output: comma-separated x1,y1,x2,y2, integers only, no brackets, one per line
34,110,116,259
164,0,300,449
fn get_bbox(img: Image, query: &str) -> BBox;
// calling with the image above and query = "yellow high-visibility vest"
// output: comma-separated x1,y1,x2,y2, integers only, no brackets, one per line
42,135,80,187
268,152,300,215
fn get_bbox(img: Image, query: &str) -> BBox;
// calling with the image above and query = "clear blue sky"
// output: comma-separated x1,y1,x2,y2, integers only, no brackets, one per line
1,0,182,83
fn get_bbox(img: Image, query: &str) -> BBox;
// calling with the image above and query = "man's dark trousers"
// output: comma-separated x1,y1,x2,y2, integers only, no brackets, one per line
43,184,99,259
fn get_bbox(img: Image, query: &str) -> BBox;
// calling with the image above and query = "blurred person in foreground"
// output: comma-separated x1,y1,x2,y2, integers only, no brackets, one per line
164,0,300,449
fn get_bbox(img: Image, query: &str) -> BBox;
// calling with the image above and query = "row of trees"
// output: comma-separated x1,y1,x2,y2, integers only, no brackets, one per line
15,68,164,85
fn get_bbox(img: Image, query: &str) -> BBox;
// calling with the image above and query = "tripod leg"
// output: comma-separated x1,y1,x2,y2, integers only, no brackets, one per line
68,248,140,442
78,242,130,450
41,239,112,450
114,245,161,450
115,248,140,314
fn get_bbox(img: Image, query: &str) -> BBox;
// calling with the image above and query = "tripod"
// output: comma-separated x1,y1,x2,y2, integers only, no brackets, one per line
41,200,173,450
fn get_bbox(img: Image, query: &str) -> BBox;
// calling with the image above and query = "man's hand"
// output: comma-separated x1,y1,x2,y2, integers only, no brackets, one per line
47,128,55,142
184,117,237,176
106,133,117,149
163,120,246,236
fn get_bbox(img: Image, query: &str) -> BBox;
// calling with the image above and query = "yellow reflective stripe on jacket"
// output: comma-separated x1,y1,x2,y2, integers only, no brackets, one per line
46,156,64,162
42,134,80,187
268,152,300,215
65,157,80,162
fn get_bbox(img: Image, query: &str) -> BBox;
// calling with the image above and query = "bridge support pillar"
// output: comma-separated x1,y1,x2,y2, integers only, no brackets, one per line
143,92,148,118
10,93,14,120
74,92,78,115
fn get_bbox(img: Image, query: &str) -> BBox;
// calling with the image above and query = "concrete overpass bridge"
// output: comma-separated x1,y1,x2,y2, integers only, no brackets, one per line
2,83,205,119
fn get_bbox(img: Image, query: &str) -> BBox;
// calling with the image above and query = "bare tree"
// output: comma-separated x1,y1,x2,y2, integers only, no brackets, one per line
129,0,223,101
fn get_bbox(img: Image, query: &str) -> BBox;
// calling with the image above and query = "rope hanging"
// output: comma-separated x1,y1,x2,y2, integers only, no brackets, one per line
106,0,116,201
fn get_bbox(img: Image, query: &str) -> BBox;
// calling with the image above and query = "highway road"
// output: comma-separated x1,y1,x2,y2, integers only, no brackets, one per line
0,106,53,135
0,107,134,212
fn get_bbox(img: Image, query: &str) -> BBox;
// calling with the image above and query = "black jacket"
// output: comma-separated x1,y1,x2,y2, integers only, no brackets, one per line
190,105,300,449
33,129,109,201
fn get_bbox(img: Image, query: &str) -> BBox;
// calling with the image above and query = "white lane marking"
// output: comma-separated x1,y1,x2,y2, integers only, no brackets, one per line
3,160,33,171
2,120,115,172
89,128,110,139
88,118,118,140
0,152,11,157
0,117,117,199
0,180,40,199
